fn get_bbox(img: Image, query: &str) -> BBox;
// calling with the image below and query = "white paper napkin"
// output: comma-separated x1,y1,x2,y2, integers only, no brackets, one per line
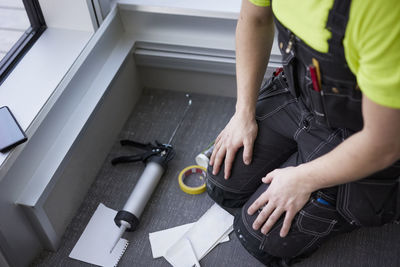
164,204,234,267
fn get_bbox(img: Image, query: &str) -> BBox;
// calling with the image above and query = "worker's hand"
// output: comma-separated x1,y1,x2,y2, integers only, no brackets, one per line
247,166,313,237
209,112,258,179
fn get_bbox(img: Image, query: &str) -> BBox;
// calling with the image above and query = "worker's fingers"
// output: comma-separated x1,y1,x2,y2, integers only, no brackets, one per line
224,146,239,179
280,209,295,237
210,135,223,166
262,171,274,184
209,145,216,166
242,137,254,165
252,202,274,230
262,176,273,184
212,145,227,175
261,208,283,235
215,134,222,144
247,191,269,215
262,175,273,184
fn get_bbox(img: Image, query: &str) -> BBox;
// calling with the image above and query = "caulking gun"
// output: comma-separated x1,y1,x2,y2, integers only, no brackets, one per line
109,94,192,253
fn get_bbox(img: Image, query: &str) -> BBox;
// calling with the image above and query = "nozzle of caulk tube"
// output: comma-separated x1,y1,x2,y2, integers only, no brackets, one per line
110,221,130,253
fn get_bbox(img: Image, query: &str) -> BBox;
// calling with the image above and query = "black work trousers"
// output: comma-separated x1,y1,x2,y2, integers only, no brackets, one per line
206,76,399,266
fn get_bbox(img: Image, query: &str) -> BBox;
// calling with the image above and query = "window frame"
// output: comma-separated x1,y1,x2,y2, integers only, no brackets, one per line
0,0,46,84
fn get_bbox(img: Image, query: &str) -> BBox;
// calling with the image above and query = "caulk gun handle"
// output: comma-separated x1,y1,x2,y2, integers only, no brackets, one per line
114,155,167,231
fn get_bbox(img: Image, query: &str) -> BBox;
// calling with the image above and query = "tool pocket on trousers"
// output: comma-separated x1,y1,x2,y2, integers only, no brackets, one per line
320,77,363,131
337,178,400,226
304,72,326,126
258,74,289,100
260,199,337,258
256,74,294,122
281,51,298,98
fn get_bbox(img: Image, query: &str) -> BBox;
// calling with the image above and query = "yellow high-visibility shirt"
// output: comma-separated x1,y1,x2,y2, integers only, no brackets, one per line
248,0,400,108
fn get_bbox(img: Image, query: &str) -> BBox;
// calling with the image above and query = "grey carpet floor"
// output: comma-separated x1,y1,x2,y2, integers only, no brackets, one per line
32,88,400,267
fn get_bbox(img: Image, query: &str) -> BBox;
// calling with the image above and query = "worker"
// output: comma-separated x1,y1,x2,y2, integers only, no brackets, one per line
206,0,400,265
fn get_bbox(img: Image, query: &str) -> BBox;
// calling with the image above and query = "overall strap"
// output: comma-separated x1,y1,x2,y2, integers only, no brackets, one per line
326,0,352,58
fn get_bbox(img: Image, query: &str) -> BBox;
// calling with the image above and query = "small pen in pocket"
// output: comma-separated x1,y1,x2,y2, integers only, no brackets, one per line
312,57,322,89
309,65,321,92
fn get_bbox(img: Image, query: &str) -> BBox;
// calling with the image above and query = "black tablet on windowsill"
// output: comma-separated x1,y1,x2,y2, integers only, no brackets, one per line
0,106,28,153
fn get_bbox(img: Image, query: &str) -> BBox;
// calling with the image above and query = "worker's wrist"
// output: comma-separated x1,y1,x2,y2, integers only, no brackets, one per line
296,163,322,193
235,104,255,119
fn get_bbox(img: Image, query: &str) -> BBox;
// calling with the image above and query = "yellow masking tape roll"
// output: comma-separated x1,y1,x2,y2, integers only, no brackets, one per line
178,165,207,195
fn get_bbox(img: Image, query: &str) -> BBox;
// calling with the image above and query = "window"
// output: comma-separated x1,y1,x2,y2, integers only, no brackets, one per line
0,0,46,84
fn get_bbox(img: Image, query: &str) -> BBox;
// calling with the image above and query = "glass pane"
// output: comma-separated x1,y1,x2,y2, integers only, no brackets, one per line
0,0,30,61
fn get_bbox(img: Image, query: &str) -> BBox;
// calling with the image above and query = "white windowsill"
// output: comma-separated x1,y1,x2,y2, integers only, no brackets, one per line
118,0,241,19
0,27,92,174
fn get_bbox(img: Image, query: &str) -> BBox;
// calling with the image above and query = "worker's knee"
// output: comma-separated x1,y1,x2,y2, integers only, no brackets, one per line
233,209,286,266
234,210,294,260
205,167,250,209
234,196,352,263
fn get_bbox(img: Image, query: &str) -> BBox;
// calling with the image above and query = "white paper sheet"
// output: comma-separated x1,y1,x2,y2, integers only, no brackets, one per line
186,238,201,267
149,223,194,258
149,222,230,258
164,204,234,267
164,238,201,267
202,225,233,257
69,203,129,267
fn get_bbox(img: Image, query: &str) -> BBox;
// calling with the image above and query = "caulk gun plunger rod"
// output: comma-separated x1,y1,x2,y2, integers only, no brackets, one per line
167,95,192,145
